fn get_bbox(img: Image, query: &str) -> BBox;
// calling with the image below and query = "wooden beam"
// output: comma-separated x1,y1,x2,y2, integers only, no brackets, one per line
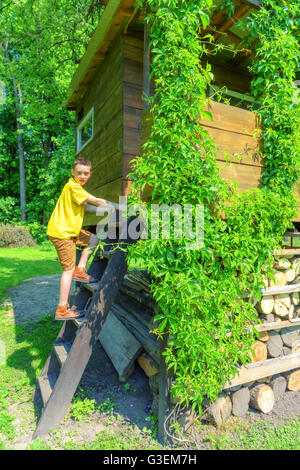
243,0,261,9
223,352,300,390
143,20,151,111
124,7,143,34
214,4,251,41
158,333,172,445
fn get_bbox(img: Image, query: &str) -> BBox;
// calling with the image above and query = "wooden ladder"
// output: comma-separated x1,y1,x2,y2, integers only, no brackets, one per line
33,219,141,439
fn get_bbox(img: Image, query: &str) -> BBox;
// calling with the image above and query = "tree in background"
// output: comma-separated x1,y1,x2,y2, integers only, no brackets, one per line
0,0,105,225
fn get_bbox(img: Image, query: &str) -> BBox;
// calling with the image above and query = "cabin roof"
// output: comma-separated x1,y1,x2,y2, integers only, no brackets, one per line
64,0,138,110
64,0,261,110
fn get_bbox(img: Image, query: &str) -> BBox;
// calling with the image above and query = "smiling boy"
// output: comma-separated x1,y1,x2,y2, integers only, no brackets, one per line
47,157,113,321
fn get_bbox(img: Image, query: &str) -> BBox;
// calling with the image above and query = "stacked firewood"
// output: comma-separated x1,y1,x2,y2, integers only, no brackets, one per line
205,254,300,426
97,257,300,428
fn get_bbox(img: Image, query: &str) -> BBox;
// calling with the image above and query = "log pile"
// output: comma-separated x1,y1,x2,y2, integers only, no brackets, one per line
95,254,300,429
206,253,300,425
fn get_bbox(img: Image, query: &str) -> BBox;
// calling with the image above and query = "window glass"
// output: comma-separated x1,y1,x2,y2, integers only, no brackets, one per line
77,108,94,152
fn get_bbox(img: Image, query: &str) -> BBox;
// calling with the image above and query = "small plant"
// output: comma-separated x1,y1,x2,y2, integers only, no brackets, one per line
0,225,36,248
97,397,116,414
0,411,15,440
124,382,131,391
145,411,158,438
70,397,96,422
27,439,52,450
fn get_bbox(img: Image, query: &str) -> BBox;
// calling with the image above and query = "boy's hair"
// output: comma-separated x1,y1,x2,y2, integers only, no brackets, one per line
73,157,92,169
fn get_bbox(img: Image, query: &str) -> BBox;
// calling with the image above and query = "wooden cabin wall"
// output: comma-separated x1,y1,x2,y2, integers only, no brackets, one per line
76,32,124,226
122,29,144,197
140,88,300,222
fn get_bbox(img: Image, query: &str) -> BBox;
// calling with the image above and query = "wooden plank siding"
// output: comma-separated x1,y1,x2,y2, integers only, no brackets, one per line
122,30,144,197
75,31,124,226
141,100,300,221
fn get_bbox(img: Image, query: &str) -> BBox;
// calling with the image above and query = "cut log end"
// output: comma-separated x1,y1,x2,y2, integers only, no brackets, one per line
249,384,274,413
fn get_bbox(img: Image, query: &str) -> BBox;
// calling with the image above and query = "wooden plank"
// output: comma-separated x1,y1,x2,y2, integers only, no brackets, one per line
38,374,58,407
201,100,259,135
261,283,300,296
274,249,300,256
124,57,143,87
87,151,123,192
99,311,143,381
256,319,300,332
204,127,261,167
214,5,251,40
124,83,143,109
223,352,300,390
124,105,143,129
111,303,160,365
53,342,72,368
76,40,123,118
83,178,123,226
158,333,171,445
123,126,141,155
218,160,262,193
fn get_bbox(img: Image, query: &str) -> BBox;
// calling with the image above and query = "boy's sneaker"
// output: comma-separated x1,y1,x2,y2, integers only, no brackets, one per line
72,267,97,283
55,304,84,321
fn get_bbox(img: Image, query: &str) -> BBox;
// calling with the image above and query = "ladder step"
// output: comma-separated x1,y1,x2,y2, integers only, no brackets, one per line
53,341,72,368
83,282,100,294
72,316,86,328
38,373,58,407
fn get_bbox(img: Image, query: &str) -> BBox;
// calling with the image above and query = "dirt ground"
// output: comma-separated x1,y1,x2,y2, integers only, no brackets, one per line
4,274,300,449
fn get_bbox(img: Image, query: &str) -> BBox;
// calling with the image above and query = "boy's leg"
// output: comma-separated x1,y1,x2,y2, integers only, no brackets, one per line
48,237,82,320
72,230,99,282
58,268,75,306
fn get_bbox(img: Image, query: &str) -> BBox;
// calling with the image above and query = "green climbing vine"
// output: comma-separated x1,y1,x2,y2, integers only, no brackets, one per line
127,0,300,411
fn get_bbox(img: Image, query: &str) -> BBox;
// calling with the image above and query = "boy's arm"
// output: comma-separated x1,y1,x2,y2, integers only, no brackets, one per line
84,195,114,214
84,196,127,213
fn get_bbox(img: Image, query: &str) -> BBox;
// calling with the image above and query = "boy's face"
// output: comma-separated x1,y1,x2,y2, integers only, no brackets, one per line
71,164,92,186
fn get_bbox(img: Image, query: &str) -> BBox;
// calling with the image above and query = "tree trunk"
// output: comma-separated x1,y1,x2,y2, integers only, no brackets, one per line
249,341,267,363
5,49,26,221
285,369,300,391
42,138,51,226
231,387,250,417
249,384,274,413
273,294,290,318
258,295,274,315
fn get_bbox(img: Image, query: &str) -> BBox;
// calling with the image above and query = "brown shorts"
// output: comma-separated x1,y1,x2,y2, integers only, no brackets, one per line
49,229,92,271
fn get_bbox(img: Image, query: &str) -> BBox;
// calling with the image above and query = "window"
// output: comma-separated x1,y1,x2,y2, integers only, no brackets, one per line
76,108,94,153
209,85,259,111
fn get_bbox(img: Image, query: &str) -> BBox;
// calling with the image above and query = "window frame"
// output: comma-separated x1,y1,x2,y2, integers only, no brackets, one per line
76,107,94,154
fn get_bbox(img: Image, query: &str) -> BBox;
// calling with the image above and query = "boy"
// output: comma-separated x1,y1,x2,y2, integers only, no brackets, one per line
47,157,113,321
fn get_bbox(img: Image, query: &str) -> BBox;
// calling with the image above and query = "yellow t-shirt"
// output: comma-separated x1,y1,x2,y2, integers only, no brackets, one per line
47,178,91,239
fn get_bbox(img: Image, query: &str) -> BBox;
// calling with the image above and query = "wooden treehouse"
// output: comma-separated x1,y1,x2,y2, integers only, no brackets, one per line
34,0,300,440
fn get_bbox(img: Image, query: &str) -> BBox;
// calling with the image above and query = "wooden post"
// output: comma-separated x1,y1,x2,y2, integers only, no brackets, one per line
143,19,151,111
158,332,171,444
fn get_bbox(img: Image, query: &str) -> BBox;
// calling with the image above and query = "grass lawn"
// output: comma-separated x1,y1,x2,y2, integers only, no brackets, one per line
0,243,299,450
0,242,162,450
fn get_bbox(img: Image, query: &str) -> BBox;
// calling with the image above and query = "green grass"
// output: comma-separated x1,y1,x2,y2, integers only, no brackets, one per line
204,417,300,450
0,241,61,298
0,243,162,450
0,242,62,447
